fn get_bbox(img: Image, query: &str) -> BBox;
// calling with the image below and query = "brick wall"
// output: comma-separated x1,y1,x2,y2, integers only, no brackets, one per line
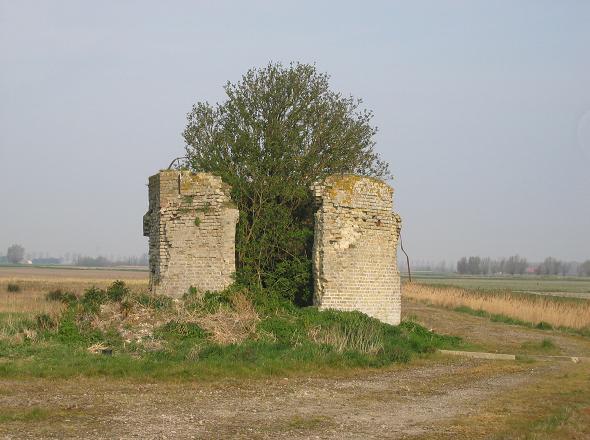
143,170,238,297
311,175,402,325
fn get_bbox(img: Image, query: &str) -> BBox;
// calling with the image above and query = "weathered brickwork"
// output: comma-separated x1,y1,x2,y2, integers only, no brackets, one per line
311,175,402,325
143,170,238,297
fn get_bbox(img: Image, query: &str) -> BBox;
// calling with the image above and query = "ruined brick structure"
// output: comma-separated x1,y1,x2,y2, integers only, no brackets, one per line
311,175,402,325
143,170,402,325
143,170,239,297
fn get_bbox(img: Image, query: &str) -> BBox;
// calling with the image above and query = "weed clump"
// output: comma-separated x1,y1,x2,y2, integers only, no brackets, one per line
6,283,20,292
46,289,77,304
35,313,57,331
107,280,129,302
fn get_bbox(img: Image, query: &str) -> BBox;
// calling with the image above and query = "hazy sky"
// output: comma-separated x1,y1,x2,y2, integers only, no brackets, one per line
1,1,589,263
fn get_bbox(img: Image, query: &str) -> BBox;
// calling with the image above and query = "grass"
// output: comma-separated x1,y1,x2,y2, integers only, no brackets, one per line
0,407,50,423
403,283,590,334
415,362,590,440
519,338,560,355
6,283,20,292
286,415,333,430
485,364,590,440
0,281,462,380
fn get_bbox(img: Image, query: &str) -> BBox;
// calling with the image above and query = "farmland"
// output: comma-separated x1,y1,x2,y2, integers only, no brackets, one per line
403,272,590,299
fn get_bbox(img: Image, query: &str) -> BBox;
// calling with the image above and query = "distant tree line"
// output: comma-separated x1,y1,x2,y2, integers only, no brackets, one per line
74,254,148,267
456,256,590,277
0,244,148,268
457,255,528,275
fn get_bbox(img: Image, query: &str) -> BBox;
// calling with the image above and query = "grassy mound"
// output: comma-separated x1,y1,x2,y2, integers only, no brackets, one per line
0,282,461,379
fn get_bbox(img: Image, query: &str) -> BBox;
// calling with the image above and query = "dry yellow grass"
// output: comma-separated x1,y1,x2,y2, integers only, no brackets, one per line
307,324,384,354
403,283,590,331
0,290,66,316
194,291,260,344
0,268,149,341
0,268,148,313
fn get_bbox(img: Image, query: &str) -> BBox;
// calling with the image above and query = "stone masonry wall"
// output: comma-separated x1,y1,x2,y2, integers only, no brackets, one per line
143,170,239,297
311,175,402,325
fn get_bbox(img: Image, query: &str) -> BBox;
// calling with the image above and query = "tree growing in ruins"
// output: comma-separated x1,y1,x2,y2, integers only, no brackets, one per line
183,62,390,304
6,244,25,264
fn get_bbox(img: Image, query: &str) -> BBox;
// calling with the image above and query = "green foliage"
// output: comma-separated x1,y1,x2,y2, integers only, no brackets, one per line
45,289,77,304
80,286,108,313
194,216,201,227
535,321,554,330
265,258,313,306
0,313,34,336
0,407,50,423
183,62,390,303
106,280,129,302
35,313,57,331
6,283,20,292
135,293,173,310
154,321,208,340
55,309,84,344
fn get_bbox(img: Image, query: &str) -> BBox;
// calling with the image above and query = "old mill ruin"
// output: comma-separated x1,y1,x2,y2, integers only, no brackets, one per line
144,170,402,325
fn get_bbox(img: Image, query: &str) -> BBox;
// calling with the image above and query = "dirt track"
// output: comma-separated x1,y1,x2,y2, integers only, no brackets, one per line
0,359,543,440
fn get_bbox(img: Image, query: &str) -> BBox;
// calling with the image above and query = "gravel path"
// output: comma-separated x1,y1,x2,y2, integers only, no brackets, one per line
0,359,540,439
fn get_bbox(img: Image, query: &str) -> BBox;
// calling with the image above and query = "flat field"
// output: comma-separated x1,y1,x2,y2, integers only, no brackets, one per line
404,272,590,298
0,267,589,439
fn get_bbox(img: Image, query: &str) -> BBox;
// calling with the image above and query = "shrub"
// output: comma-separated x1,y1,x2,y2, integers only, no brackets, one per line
257,316,304,345
35,313,57,331
78,281,131,313
6,283,20,292
106,280,129,302
80,286,108,313
135,293,173,310
155,321,208,340
46,289,77,304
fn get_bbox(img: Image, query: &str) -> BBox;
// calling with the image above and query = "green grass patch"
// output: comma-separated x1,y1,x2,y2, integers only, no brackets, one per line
0,282,463,380
0,312,34,336
287,415,333,430
45,289,77,304
451,305,590,337
0,407,50,423
520,338,560,355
